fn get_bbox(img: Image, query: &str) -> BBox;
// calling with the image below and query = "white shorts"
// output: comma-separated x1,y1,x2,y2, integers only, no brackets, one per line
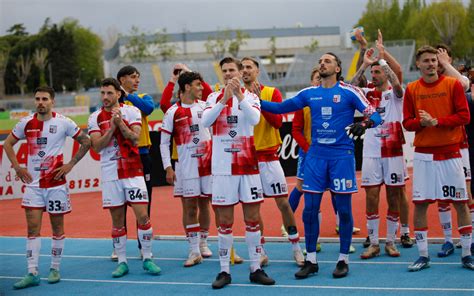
412,152,467,203
182,176,212,198
361,156,406,187
102,176,149,208
22,184,71,215
173,161,183,197
258,160,288,197
461,148,472,181
212,175,264,206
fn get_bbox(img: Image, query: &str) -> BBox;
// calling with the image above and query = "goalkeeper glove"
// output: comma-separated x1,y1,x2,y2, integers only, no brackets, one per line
345,119,374,140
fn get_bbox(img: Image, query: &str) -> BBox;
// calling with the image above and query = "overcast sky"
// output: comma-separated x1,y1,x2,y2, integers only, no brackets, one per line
1,0,470,40
1,0,369,37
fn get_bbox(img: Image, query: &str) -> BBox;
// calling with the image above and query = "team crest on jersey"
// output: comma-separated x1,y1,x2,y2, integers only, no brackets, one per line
193,137,200,144
197,111,203,118
228,130,237,138
227,115,238,124
49,125,57,133
333,95,341,103
345,179,353,188
376,107,385,114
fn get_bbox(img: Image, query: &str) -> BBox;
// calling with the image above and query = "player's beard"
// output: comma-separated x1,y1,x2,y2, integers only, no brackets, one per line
319,69,335,78
37,106,49,114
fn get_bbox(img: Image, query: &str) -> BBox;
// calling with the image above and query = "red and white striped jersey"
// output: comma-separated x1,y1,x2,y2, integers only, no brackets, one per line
362,88,405,158
160,100,212,179
202,89,261,175
11,112,81,188
88,104,143,181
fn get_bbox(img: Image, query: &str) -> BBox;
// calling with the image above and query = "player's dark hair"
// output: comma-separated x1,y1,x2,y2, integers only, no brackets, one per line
219,56,243,70
241,56,260,68
310,67,320,81
325,52,342,80
370,61,380,68
117,65,140,82
101,78,122,92
435,44,452,58
34,86,55,99
178,71,203,92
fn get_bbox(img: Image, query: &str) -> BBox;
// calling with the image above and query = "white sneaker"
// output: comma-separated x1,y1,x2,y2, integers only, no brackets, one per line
111,250,118,261
293,249,305,267
184,252,202,267
199,242,213,258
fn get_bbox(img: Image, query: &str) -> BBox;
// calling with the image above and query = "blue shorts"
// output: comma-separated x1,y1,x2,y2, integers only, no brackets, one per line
296,150,306,180
302,154,358,194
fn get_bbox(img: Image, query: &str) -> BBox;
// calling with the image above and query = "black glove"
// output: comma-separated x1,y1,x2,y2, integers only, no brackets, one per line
345,119,374,140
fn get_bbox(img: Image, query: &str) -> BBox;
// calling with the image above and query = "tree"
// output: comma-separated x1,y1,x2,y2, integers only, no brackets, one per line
0,40,10,99
7,24,28,36
404,0,470,58
154,28,178,61
42,24,79,90
268,36,277,80
61,18,103,89
33,48,48,86
205,29,231,60
466,0,474,58
356,0,471,59
124,26,154,62
305,38,319,53
205,29,250,59
228,30,249,57
14,54,32,96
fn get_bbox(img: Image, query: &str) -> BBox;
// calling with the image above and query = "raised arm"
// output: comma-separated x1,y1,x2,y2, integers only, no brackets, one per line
378,59,403,98
437,48,470,91
353,29,368,87
376,30,403,84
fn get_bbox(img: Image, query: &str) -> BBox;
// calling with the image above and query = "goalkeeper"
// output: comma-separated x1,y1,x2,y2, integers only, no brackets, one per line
260,52,381,279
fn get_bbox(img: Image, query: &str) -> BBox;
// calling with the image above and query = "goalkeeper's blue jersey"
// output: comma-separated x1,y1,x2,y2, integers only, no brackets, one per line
261,81,380,159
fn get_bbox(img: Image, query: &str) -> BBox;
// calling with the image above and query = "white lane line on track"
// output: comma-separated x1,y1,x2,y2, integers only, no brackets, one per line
0,253,462,265
0,276,472,292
